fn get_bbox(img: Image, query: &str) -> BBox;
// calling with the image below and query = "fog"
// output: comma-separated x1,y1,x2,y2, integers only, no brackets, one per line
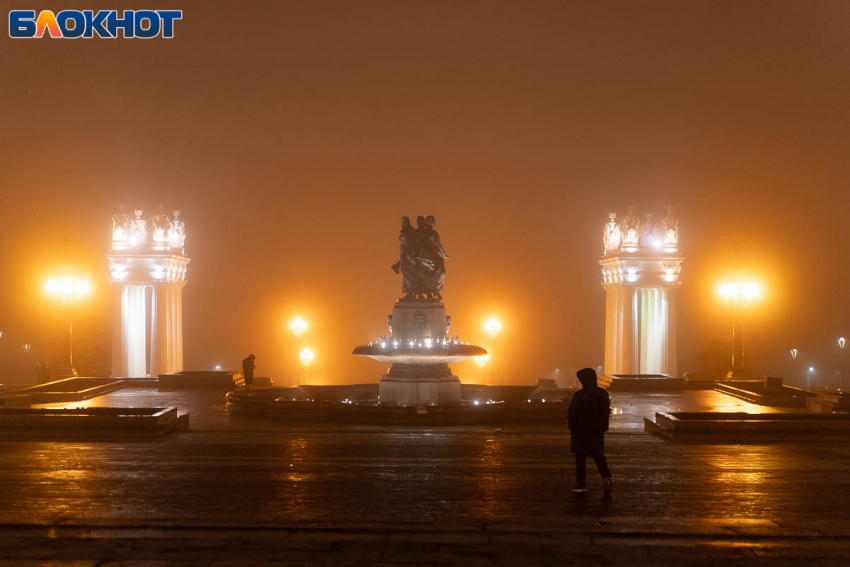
1,1,848,386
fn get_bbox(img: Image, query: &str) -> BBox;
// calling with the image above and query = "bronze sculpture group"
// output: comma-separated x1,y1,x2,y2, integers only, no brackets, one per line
391,215,450,301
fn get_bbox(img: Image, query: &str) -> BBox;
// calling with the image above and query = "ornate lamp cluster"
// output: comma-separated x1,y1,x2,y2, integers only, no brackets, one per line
601,206,682,286
108,204,188,284
603,205,679,255
110,203,186,253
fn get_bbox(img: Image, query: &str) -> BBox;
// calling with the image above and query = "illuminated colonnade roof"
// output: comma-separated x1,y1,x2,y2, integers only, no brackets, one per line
107,204,188,284
601,206,682,287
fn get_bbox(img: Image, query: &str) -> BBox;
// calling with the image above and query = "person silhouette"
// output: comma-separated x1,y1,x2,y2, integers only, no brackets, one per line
568,368,612,494
242,354,255,390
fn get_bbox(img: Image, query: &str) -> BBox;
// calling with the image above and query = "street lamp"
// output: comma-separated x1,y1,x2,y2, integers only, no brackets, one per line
299,348,314,386
300,348,314,368
484,318,501,339
790,348,798,387
807,366,814,389
45,273,90,376
839,337,846,391
22,343,33,383
290,317,308,338
718,276,762,379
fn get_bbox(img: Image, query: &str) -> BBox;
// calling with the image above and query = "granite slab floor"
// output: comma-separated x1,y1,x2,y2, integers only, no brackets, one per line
1,388,847,565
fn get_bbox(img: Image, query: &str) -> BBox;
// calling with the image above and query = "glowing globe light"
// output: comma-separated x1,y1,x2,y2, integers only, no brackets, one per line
484,318,502,339
718,278,762,309
74,280,91,295
790,348,797,359
840,337,846,349
46,277,90,305
290,317,308,338
300,348,314,368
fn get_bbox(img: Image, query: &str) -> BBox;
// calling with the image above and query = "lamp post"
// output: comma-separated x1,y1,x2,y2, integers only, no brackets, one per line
718,276,761,380
483,318,501,385
299,348,314,386
291,318,309,386
474,354,489,385
790,348,798,388
839,337,846,392
807,366,814,390
22,343,33,383
46,274,90,376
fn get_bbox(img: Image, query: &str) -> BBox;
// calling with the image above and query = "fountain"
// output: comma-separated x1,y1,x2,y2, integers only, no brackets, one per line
353,215,486,406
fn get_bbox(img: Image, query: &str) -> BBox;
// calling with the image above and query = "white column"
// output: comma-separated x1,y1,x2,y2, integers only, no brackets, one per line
150,282,185,376
174,284,184,371
167,284,176,372
123,284,147,378
603,286,614,374
604,285,641,375
112,284,125,376
150,284,169,377
622,287,640,374
665,286,678,376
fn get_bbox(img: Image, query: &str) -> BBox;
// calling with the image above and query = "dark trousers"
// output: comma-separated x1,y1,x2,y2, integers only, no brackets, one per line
575,453,610,484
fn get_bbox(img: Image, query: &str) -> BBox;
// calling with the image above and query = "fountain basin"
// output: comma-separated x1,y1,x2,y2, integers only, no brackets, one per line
352,344,485,365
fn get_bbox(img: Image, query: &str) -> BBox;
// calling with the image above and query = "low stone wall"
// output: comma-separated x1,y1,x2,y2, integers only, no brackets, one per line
714,383,814,408
159,371,239,390
598,374,684,391
17,377,125,404
807,392,850,413
646,411,850,442
226,387,570,425
0,407,189,439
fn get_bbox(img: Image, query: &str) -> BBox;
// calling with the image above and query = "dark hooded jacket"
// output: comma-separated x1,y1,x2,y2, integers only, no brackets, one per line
568,368,611,456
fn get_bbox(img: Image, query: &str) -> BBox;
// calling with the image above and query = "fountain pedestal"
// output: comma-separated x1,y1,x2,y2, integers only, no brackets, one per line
354,299,485,407
379,363,461,406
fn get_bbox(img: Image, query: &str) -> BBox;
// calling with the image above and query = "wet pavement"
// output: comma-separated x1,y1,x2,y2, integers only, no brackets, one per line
1,388,848,565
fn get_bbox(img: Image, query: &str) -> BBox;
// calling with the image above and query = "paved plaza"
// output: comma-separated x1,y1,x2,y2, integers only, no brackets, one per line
1,389,849,566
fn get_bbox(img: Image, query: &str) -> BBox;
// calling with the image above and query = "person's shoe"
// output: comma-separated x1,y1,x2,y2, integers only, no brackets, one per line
603,476,613,495
571,484,587,493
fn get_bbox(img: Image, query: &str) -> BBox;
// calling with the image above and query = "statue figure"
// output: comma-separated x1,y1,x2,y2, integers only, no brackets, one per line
445,315,452,338
111,203,129,247
128,209,147,245
640,212,659,247
151,204,170,247
663,206,678,246
168,209,186,250
420,215,449,299
602,212,621,253
390,214,450,301
620,206,640,247
391,216,419,299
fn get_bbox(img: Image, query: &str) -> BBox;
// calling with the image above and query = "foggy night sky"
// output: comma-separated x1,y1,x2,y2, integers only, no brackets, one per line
0,0,848,386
